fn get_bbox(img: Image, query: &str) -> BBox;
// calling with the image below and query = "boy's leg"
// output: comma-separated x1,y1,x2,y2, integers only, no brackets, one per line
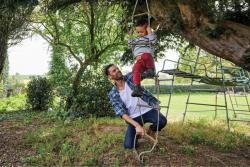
124,117,143,149
132,58,146,86
141,53,156,78
144,53,155,70
132,58,146,97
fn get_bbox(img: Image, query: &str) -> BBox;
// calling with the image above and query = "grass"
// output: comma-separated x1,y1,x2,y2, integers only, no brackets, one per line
22,117,127,166
158,93,250,126
19,115,250,166
1,93,250,166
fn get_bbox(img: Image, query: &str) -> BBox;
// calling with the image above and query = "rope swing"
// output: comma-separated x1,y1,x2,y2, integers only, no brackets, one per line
130,1,161,162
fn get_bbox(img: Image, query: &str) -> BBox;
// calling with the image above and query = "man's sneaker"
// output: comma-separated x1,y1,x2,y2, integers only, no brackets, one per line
141,69,156,79
131,85,142,97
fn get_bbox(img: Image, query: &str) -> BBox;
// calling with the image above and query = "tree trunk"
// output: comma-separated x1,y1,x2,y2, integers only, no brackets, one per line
0,35,8,79
65,62,89,111
148,0,250,70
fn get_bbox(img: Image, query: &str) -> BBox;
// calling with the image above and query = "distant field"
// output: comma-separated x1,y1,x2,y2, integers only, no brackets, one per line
157,93,250,124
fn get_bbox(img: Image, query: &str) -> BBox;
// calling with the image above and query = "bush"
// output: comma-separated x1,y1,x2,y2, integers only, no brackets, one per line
0,94,27,112
26,77,53,111
69,70,115,117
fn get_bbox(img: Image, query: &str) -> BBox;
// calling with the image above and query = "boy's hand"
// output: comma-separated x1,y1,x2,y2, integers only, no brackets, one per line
135,55,142,61
128,28,133,36
146,25,152,34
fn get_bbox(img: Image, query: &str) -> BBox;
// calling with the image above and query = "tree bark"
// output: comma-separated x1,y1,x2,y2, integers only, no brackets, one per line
148,0,250,70
0,35,8,78
65,61,89,111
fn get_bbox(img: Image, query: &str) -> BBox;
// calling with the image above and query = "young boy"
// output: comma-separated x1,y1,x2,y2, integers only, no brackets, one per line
128,18,156,97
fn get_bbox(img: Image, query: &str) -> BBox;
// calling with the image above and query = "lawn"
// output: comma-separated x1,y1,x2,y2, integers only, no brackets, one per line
159,93,250,123
0,93,249,166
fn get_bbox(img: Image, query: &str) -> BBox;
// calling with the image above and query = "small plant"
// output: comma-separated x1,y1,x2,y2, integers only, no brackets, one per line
26,77,53,111
181,145,195,156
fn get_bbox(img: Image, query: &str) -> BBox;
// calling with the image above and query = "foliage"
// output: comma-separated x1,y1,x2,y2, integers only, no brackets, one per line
0,94,27,112
33,1,125,66
26,77,53,111
32,0,126,110
68,69,115,117
48,45,72,99
197,0,250,25
0,0,38,75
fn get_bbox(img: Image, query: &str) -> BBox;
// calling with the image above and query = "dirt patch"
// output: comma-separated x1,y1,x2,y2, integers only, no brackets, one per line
0,120,35,166
98,124,125,133
99,133,250,166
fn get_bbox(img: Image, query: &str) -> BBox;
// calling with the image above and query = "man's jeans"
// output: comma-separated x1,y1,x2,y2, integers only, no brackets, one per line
124,109,167,149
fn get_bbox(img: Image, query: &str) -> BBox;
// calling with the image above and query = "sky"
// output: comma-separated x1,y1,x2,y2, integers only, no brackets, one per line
8,35,179,75
8,35,51,75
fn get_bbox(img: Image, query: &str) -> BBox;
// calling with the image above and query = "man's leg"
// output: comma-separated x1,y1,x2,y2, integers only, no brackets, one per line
143,109,167,132
124,117,143,149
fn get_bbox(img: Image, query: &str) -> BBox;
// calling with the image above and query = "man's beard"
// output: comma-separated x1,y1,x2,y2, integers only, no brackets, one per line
115,71,123,80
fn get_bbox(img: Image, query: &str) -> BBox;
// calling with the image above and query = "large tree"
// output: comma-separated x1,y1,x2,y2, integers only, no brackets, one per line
33,0,125,110
0,0,37,78
48,0,250,70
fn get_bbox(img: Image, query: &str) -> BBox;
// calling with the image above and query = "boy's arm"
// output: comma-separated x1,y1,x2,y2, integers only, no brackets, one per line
146,25,157,45
147,25,152,34
128,28,134,48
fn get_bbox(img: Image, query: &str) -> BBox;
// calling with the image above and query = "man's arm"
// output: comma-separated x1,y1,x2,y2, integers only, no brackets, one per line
122,114,145,136
109,90,126,117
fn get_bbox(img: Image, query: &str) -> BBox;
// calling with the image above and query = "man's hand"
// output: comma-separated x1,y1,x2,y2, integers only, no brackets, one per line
135,124,145,136
154,104,160,110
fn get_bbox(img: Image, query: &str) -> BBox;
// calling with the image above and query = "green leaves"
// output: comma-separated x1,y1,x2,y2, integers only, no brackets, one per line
68,69,115,117
26,77,53,111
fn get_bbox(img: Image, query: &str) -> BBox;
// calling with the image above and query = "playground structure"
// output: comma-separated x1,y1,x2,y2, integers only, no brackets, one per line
129,0,249,163
156,48,250,130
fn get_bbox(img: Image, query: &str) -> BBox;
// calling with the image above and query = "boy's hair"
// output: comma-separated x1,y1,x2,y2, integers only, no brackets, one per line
135,17,148,27
104,64,114,76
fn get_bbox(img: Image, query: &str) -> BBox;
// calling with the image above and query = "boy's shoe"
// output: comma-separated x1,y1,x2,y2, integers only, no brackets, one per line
132,85,142,97
141,69,156,79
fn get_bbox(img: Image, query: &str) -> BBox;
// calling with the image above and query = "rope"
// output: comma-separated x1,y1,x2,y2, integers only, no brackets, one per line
131,1,160,163
131,0,139,27
133,97,160,163
130,0,152,39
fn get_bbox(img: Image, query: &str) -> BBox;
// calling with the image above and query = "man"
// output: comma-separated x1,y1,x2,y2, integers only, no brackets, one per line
104,64,167,149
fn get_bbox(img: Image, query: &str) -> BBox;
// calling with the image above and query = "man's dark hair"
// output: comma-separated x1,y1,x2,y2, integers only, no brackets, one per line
135,17,148,27
104,64,114,76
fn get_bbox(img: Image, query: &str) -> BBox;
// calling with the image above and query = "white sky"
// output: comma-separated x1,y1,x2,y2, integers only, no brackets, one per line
8,35,179,75
8,35,51,75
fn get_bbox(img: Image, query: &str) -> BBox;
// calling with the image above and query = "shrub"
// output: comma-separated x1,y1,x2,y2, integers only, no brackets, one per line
26,77,53,111
69,70,115,117
0,94,27,112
